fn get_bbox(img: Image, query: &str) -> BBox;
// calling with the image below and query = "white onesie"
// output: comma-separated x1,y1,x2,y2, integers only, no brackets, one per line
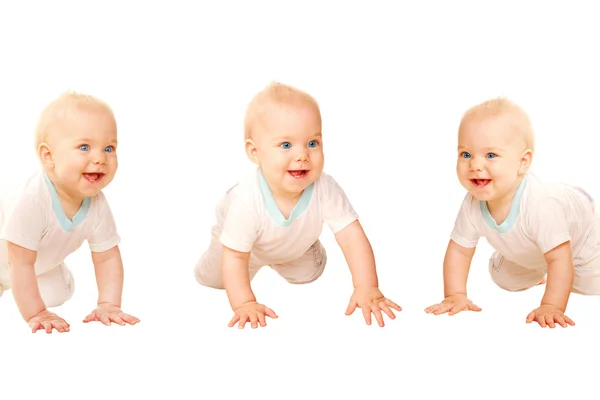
194,168,358,288
451,171,600,294
0,171,120,306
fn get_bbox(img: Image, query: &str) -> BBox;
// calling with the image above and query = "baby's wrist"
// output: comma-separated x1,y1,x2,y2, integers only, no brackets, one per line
231,298,257,311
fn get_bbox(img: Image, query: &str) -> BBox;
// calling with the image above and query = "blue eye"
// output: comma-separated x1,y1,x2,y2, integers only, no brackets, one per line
486,153,496,159
308,140,317,148
104,146,114,153
79,145,89,151
281,142,291,149
461,152,471,159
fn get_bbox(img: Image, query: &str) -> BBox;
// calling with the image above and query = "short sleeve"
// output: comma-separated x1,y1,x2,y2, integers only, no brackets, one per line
449,193,481,248
320,174,359,234
527,198,571,254
0,194,47,251
220,194,259,253
87,192,121,252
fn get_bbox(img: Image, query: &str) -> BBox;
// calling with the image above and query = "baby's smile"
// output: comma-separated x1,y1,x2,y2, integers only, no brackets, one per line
471,178,491,187
83,172,105,183
288,169,309,179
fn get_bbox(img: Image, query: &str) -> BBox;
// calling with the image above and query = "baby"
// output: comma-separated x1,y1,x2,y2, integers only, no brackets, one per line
194,82,401,329
0,91,139,333
425,98,600,328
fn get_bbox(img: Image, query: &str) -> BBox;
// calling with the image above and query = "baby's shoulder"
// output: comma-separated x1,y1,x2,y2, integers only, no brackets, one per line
1,171,48,210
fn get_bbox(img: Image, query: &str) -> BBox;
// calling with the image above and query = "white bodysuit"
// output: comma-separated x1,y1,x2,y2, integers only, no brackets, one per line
194,168,359,288
451,172,600,294
0,171,120,306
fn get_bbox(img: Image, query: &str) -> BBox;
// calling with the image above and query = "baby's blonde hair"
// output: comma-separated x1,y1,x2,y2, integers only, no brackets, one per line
460,97,535,152
34,90,114,149
243,81,320,140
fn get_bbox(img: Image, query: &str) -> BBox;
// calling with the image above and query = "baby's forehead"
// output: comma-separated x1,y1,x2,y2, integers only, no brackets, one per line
460,117,527,148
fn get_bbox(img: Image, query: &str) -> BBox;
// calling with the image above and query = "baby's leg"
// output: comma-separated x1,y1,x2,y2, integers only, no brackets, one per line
488,252,546,292
37,263,75,307
0,267,7,298
194,243,262,289
270,240,327,284
572,264,600,295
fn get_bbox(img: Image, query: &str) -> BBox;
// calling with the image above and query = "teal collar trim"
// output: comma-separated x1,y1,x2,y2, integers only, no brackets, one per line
480,177,526,233
44,173,91,232
258,170,314,227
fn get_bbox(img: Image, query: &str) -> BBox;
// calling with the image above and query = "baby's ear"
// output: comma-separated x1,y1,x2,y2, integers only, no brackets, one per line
244,139,259,164
38,143,54,167
519,148,533,174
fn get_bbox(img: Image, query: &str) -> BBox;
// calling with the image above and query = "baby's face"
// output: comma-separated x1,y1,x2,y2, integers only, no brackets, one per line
47,106,118,199
251,103,324,198
456,115,528,204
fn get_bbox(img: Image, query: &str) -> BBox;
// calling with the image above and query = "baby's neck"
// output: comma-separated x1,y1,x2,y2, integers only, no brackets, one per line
271,188,304,219
47,175,85,220
486,179,523,225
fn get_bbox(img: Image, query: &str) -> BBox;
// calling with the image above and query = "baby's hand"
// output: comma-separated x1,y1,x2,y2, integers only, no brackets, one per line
83,303,140,326
345,286,402,327
229,301,278,329
28,310,70,334
526,304,575,328
425,294,482,316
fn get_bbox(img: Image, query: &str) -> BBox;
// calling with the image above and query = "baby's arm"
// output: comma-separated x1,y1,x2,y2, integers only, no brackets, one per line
541,241,574,310
222,245,277,329
425,239,482,315
222,246,255,308
525,199,576,328
335,220,401,326
7,242,70,333
442,239,476,298
83,245,139,326
335,220,378,287
525,241,575,328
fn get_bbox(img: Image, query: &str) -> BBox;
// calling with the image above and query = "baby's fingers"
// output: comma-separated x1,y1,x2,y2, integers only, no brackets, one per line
361,306,372,325
264,307,278,319
41,321,53,334
433,303,453,315
526,311,536,324
467,303,482,312
119,313,140,325
83,312,97,323
563,315,576,326
257,312,267,327
29,320,42,333
448,303,467,316
384,298,402,312
370,304,385,327
237,314,249,329
108,314,126,326
228,314,240,328
424,304,440,313
425,303,448,314
555,315,568,328
345,300,358,316
100,314,112,326
249,313,259,329
379,302,396,320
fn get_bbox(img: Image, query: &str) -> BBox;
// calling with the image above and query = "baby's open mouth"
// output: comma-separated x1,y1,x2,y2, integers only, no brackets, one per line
288,170,309,179
471,178,491,187
83,173,105,183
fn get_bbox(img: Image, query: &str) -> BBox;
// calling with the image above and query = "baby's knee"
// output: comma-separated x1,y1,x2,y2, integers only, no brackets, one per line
273,241,327,285
572,267,600,295
38,265,75,308
488,254,541,292
194,252,225,289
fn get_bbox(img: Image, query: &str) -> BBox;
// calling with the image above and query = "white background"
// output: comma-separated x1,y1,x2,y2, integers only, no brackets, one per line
1,1,599,399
